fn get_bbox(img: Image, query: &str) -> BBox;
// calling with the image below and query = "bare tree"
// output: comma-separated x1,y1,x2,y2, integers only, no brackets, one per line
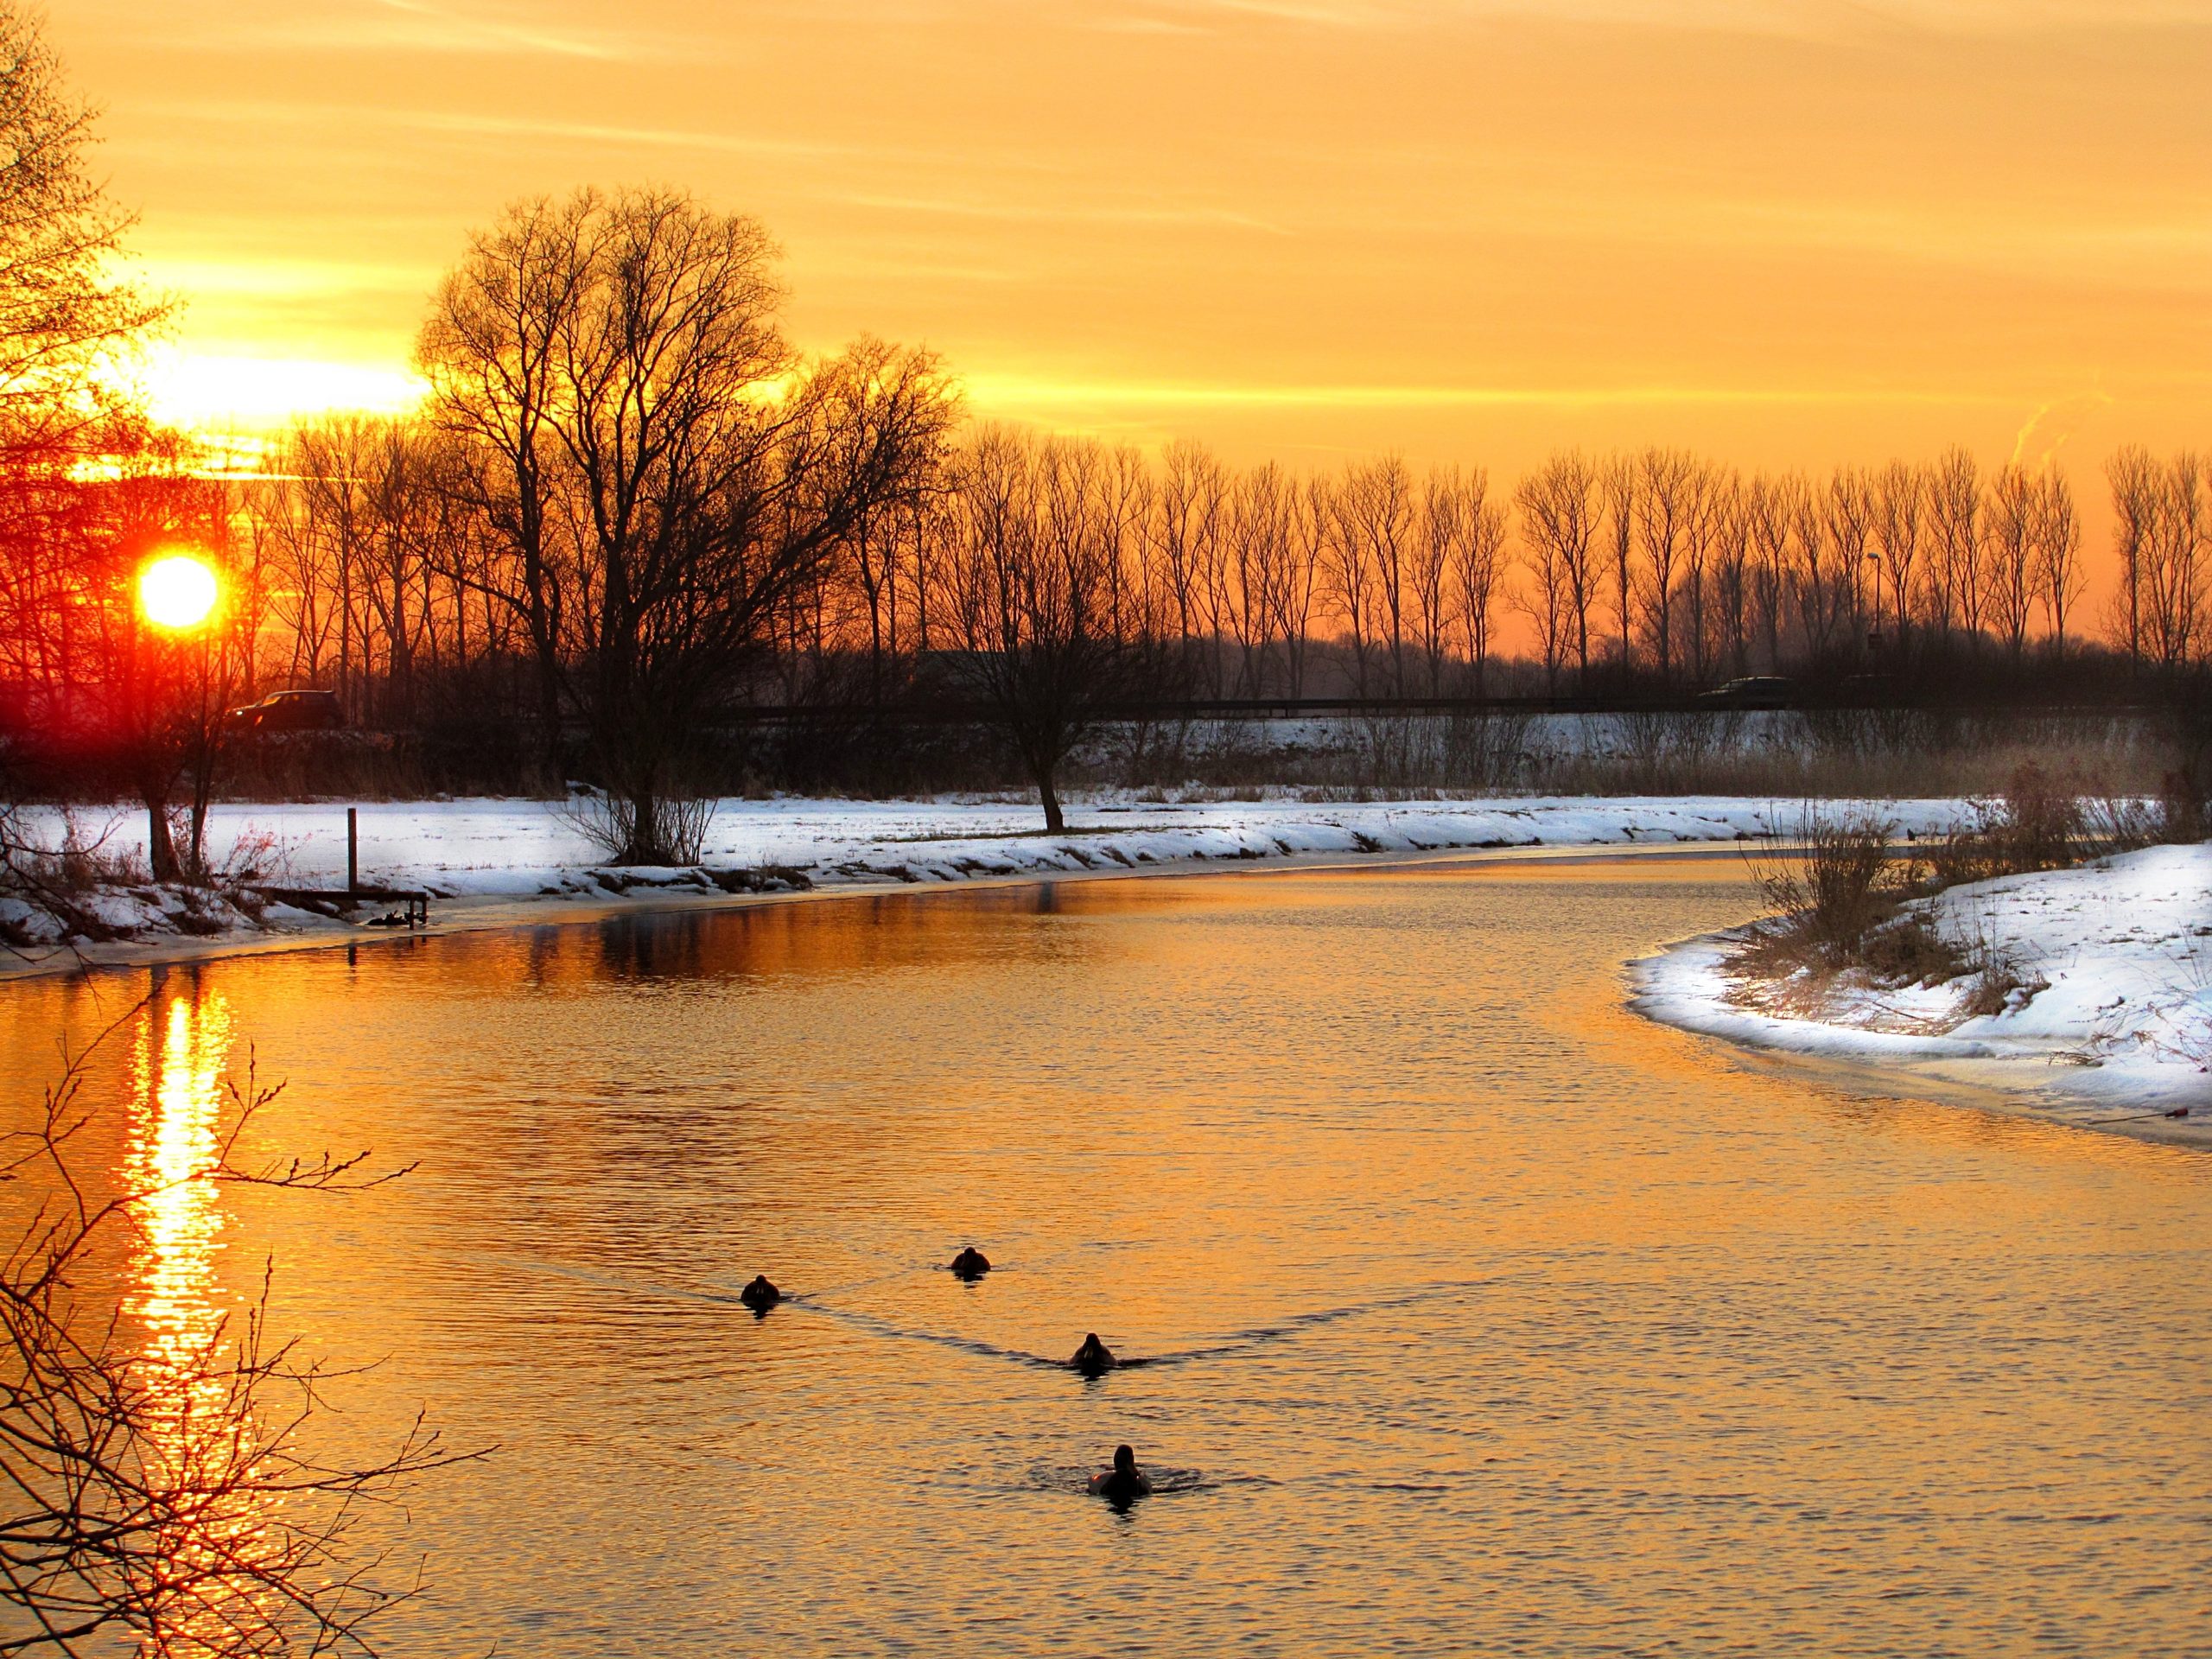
1633,448,1694,682
0,3,162,464
1871,461,1923,660
420,188,953,861
1745,474,1791,671
1826,467,1877,658
937,429,1154,831
1409,469,1469,696
1431,467,1508,694
1925,447,1981,647
1712,474,1755,675
1676,463,1730,683
1600,454,1637,673
2103,446,2158,670
1515,453,1597,694
1227,463,1289,696
2143,454,2205,671
2031,469,2084,654
1983,464,2037,662
415,194,588,759
1094,444,1158,662
1338,458,1414,696
1157,440,1229,696
1325,469,1377,696
1279,475,1330,696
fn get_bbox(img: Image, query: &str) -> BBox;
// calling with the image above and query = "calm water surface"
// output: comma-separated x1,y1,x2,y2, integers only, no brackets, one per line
5,857,2209,1656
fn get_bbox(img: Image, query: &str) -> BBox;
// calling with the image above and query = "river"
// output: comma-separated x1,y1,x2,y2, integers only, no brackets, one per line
4,854,2208,1656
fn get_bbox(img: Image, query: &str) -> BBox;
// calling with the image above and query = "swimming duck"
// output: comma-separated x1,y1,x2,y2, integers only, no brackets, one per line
739,1274,782,1312
1070,1332,1116,1375
1086,1445,1153,1502
949,1245,992,1280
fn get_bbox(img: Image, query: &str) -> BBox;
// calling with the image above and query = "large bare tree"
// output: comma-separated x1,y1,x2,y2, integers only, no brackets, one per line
419,188,955,861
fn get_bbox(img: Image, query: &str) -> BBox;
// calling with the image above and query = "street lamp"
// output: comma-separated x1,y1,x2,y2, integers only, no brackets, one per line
137,551,220,633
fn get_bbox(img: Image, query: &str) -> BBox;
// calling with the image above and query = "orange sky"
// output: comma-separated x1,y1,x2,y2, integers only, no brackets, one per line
54,0,2212,499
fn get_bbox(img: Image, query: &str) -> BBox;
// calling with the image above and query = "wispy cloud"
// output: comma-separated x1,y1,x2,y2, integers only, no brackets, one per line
1129,0,2212,35
2012,391,2115,468
963,373,2016,410
137,256,430,302
837,193,1292,235
358,0,627,58
103,0,677,62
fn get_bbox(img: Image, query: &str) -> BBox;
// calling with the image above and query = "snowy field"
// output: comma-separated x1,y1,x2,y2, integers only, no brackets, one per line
19,791,1981,899
1630,842,2212,1143
3,791,1974,974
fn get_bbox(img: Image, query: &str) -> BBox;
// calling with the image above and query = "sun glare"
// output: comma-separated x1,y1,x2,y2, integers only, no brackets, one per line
138,554,220,632
144,349,428,433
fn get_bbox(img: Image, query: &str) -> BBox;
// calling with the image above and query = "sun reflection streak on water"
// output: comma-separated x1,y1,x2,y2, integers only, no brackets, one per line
126,995,231,1387
119,991,276,1656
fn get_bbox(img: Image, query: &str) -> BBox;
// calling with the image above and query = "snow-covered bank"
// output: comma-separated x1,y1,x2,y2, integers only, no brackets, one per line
5,792,1973,980
1630,842,2212,1144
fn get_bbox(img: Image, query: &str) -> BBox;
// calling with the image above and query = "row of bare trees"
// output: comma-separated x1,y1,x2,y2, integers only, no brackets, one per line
3,193,2206,849
1512,448,2100,690
19,412,2191,841
219,424,2170,729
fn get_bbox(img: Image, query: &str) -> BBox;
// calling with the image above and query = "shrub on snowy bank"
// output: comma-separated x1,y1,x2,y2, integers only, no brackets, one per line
1730,764,2206,1025
0,805,280,950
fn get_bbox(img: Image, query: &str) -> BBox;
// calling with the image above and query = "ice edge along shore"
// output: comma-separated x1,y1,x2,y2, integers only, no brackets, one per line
10,793,2208,1146
5,793,1967,976
1628,840,2212,1147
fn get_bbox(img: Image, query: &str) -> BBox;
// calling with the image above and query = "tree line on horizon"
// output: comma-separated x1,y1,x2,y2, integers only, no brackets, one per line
0,103,2207,852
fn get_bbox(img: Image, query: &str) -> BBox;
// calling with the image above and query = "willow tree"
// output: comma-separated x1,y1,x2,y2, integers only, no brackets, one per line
419,187,956,863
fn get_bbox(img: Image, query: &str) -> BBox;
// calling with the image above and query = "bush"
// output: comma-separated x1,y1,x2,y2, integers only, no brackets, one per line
1957,932,2047,1019
1859,912,1973,986
1740,807,1918,969
556,787,716,867
2158,768,2208,844
1923,761,2140,885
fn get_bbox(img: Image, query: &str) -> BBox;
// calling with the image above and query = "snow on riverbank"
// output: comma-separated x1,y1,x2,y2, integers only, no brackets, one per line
6,792,1974,978
1630,842,2212,1140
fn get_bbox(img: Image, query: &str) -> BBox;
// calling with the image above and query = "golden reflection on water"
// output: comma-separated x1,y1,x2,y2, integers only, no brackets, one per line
120,989,269,1655
2,856,2204,1656
126,993,232,1387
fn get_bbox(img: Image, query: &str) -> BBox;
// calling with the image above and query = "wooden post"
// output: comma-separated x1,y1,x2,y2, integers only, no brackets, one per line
346,807,359,895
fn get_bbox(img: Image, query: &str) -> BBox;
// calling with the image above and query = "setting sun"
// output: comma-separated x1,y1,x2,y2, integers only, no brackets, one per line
137,552,219,632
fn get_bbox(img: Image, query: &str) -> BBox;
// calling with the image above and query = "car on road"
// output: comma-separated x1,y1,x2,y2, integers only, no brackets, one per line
1694,676,1794,710
226,688,344,733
